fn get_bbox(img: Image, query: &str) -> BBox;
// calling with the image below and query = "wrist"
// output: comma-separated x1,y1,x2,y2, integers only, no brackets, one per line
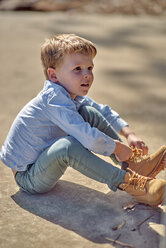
121,126,136,139
126,132,136,139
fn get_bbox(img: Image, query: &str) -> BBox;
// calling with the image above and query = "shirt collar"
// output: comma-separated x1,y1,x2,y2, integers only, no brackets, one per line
45,80,86,109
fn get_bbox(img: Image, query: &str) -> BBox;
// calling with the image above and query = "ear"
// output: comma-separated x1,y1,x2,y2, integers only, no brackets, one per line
47,68,58,82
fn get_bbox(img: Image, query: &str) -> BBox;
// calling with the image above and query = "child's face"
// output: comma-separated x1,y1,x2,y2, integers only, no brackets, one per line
53,52,94,99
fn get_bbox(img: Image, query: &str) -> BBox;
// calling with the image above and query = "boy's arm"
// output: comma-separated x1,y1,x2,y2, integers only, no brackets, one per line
84,97,128,133
120,126,148,155
81,97,148,155
46,91,117,157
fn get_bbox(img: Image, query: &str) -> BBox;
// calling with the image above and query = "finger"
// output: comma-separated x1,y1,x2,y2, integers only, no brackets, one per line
115,154,122,162
142,145,149,155
139,142,148,155
134,142,142,149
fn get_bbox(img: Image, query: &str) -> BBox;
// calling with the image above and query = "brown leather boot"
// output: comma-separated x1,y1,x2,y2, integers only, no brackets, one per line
119,168,166,206
122,145,166,178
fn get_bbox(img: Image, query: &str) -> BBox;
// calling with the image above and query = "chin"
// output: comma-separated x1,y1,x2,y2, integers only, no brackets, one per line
83,90,89,95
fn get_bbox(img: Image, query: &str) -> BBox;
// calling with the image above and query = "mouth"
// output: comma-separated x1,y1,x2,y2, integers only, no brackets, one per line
81,83,89,87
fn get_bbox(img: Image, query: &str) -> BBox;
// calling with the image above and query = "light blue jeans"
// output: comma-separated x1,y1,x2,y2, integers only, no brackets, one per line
15,106,126,194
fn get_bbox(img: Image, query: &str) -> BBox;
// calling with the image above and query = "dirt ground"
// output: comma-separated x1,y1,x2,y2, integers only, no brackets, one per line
0,11,166,248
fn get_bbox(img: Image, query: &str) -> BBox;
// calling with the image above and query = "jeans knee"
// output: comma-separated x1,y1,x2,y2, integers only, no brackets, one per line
79,105,100,123
51,136,80,162
62,136,81,154
79,105,97,116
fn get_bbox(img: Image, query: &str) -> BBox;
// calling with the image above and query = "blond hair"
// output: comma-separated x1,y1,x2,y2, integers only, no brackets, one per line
41,33,97,79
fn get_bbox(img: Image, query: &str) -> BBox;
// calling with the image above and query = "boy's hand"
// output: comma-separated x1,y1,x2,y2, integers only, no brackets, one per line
120,127,148,155
127,133,148,155
114,141,133,162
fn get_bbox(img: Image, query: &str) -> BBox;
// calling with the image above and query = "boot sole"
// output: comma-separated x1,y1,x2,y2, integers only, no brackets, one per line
137,199,163,207
148,151,166,178
135,192,165,207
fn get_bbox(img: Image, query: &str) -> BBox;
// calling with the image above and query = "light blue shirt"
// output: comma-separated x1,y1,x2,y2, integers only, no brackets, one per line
0,80,128,171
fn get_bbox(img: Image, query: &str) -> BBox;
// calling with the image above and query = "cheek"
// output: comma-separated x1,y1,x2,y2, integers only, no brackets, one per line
71,74,82,82
91,73,94,82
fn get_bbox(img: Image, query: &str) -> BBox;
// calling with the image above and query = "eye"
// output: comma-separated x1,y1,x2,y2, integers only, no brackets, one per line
74,66,81,71
88,66,93,71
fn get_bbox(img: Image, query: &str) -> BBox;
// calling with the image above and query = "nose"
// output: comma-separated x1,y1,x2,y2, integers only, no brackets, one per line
83,70,92,79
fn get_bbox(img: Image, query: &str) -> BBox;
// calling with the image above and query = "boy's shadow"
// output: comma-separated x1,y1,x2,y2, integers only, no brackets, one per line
11,180,162,245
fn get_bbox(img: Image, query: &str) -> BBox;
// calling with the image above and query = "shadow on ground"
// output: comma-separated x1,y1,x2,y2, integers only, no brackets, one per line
12,180,163,247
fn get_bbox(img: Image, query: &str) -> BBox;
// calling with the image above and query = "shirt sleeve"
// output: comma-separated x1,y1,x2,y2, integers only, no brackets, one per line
44,89,116,156
83,97,129,133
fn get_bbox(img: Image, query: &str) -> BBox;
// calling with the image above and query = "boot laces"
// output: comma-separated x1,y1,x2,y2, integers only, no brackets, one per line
123,169,149,191
129,146,150,163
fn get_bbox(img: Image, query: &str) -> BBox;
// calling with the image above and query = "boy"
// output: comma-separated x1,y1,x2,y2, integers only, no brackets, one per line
0,34,165,206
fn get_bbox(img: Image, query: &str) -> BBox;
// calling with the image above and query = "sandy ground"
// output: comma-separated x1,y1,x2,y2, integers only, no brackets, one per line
0,11,166,248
